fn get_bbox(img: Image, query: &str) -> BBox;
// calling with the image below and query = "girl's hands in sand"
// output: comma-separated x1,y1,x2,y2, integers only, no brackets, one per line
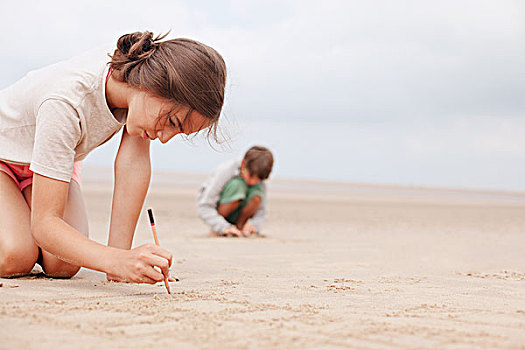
108,244,172,284
106,273,125,282
224,225,243,237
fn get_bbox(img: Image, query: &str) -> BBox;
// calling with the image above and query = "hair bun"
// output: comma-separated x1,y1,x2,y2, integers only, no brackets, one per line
109,31,169,81
117,31,156,61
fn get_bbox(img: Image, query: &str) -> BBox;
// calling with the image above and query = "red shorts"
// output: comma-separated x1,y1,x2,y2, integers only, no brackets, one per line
0,161,82,191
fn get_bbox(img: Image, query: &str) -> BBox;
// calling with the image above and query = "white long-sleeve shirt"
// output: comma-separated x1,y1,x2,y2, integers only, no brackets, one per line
197,159,267,233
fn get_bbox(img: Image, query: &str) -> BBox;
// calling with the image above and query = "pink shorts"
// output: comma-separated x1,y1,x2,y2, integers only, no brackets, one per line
0,161,82,191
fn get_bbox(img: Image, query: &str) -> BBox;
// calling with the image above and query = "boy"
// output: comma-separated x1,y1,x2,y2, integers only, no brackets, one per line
197,146,274,237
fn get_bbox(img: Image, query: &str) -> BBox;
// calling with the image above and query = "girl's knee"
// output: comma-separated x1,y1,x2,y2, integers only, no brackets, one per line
0,245,38,277
42,261,80,279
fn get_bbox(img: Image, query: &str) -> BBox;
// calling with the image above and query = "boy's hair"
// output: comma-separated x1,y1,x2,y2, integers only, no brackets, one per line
109,31,226,142
243,146,274,180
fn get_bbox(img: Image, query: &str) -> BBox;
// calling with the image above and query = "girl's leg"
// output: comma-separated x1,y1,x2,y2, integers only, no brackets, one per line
0,172,39,277
23,180,89,278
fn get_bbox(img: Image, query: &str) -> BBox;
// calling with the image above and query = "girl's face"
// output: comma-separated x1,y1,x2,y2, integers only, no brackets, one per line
125,91,210,143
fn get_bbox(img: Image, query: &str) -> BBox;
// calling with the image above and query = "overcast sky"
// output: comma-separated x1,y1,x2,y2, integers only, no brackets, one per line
1,1,525,190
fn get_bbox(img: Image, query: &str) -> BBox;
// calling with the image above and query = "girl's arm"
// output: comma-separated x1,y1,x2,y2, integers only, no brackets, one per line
31,173,172,283
108,128,151,251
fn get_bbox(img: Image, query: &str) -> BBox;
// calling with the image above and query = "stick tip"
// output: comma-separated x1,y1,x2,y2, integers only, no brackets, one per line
147,208,155,225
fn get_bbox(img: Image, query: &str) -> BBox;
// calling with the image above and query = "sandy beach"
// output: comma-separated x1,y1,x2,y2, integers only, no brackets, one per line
1,169,524,349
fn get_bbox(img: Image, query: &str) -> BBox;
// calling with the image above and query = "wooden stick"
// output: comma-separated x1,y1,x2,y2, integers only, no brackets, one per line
147,208,171,294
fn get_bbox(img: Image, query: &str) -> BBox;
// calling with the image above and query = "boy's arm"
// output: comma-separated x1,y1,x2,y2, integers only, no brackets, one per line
107,128,150,251
197,163,236,233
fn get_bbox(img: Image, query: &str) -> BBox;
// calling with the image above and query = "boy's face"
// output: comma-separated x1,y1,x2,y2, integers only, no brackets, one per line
240,162,262,186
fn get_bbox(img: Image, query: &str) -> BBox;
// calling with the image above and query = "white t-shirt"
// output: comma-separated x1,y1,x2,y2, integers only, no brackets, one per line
0,47,126,182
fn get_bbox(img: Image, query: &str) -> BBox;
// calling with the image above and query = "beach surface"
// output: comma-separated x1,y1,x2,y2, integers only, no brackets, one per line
1,169,524,349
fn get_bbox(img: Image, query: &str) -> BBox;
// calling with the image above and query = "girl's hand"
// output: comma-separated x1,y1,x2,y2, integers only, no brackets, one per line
106,273,125,282
107,271,177,283
109,243,172,284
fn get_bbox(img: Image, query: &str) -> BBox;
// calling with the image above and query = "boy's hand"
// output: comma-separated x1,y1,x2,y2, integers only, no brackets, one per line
241,223,257,236
109,243,172,284
224,225,243,237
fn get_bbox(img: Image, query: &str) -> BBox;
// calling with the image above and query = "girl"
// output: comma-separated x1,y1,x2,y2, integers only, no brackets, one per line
0,31,226,284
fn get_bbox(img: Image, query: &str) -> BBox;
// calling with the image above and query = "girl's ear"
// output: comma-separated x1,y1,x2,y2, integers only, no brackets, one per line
240,159,246,170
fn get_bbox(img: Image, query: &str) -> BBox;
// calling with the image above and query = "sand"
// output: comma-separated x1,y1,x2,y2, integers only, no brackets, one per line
1,170,524,349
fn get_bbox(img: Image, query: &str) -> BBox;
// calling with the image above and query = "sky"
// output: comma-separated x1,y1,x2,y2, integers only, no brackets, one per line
1,0,525,190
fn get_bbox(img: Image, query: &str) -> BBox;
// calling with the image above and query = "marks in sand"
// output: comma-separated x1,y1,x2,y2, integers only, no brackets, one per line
458,270,525,281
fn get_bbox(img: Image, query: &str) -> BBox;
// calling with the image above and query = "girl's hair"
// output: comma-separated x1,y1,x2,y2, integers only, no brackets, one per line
109,31,226,141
